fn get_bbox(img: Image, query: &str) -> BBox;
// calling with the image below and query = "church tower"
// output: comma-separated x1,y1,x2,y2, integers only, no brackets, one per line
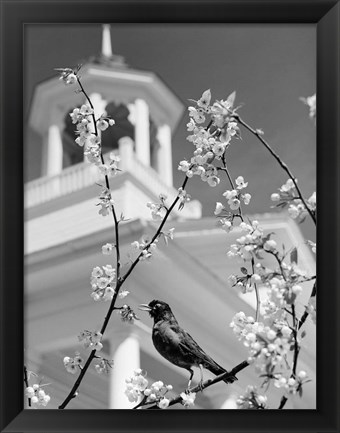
25,24,201,220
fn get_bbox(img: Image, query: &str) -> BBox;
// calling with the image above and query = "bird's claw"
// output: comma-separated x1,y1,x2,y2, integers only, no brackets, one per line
197,380,204,392
185,381,204,393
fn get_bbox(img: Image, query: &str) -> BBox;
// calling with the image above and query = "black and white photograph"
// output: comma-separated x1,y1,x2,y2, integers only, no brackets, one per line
23,23,318,410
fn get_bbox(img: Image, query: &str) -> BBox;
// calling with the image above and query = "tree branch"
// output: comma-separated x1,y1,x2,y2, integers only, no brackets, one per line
251,258,260,322
298,281,316,330
119,175,189,286
291,305,300,376
220,154,244,222
144,360,249,409
278,395,288,409
77,77,121,278
233,113,316,225
23,365,31,407
59,78,192,408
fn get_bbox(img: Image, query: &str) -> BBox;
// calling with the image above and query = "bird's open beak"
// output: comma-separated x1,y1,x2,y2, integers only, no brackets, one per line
138,303,152,312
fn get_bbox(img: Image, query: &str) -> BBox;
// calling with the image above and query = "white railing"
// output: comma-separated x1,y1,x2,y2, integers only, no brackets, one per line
25,159,102,208
25,151,176,208
25,151,201,218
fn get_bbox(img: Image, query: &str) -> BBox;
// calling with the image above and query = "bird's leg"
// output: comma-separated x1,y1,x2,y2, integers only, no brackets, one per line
198,364,205,391
186,368,194,393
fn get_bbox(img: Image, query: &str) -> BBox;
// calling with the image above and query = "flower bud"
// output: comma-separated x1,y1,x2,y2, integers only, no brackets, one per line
298,370,307,380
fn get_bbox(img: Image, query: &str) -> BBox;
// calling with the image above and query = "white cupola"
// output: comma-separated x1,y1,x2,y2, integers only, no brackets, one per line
25,25,202,257
28,25,184,188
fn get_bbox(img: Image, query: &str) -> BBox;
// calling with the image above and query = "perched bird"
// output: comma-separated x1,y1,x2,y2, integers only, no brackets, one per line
139,299,237,389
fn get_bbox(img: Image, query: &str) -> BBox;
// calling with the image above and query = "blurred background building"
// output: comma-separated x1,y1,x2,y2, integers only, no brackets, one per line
24,25,316,409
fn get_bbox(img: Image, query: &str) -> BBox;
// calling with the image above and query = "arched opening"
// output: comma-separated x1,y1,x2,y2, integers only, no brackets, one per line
62,109,84,168
101,102,134,154
62,102,134,169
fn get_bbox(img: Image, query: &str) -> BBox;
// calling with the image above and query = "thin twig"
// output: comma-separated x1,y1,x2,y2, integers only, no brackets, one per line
220,154,244,222
251,258,260,322
264,245,303,409
23,365,32,407
59,78,192,409
291,305,299,376
267,250,286,280
278,395,288,409
233,113,316,225
59,79,123,409
120,176,189,286
77,77,121,278
145,360,249,409
298,281,316,330
220,155,235,189
59,350,96,409
277,305,300,410
132,396,148,409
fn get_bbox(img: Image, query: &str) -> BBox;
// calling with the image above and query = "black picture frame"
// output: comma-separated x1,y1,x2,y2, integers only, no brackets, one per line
0,0,339,432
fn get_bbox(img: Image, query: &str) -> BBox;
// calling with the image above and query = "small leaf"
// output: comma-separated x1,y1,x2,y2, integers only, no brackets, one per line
226,91,236,108
200,89,211,105
290,247,298,264
262,232,274,243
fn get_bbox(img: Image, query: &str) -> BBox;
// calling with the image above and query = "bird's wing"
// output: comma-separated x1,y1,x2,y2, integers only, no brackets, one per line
176,327,217,366
178,328,226,372
171,326,235,383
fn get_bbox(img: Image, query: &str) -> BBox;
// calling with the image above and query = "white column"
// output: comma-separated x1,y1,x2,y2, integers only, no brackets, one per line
221,395,238,409
118,136,134,171
42,123,63,177
41,121,63,197
134,99,150,166
156,124,173,186
109,334,140,409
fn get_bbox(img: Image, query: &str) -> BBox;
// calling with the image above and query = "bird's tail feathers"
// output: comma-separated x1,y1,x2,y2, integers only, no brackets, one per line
222,373,238,384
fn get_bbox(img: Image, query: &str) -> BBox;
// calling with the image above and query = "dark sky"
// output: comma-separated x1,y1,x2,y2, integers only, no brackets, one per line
25,24,316,239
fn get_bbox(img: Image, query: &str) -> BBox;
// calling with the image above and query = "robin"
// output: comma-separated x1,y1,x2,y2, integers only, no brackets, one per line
139,300,237,389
